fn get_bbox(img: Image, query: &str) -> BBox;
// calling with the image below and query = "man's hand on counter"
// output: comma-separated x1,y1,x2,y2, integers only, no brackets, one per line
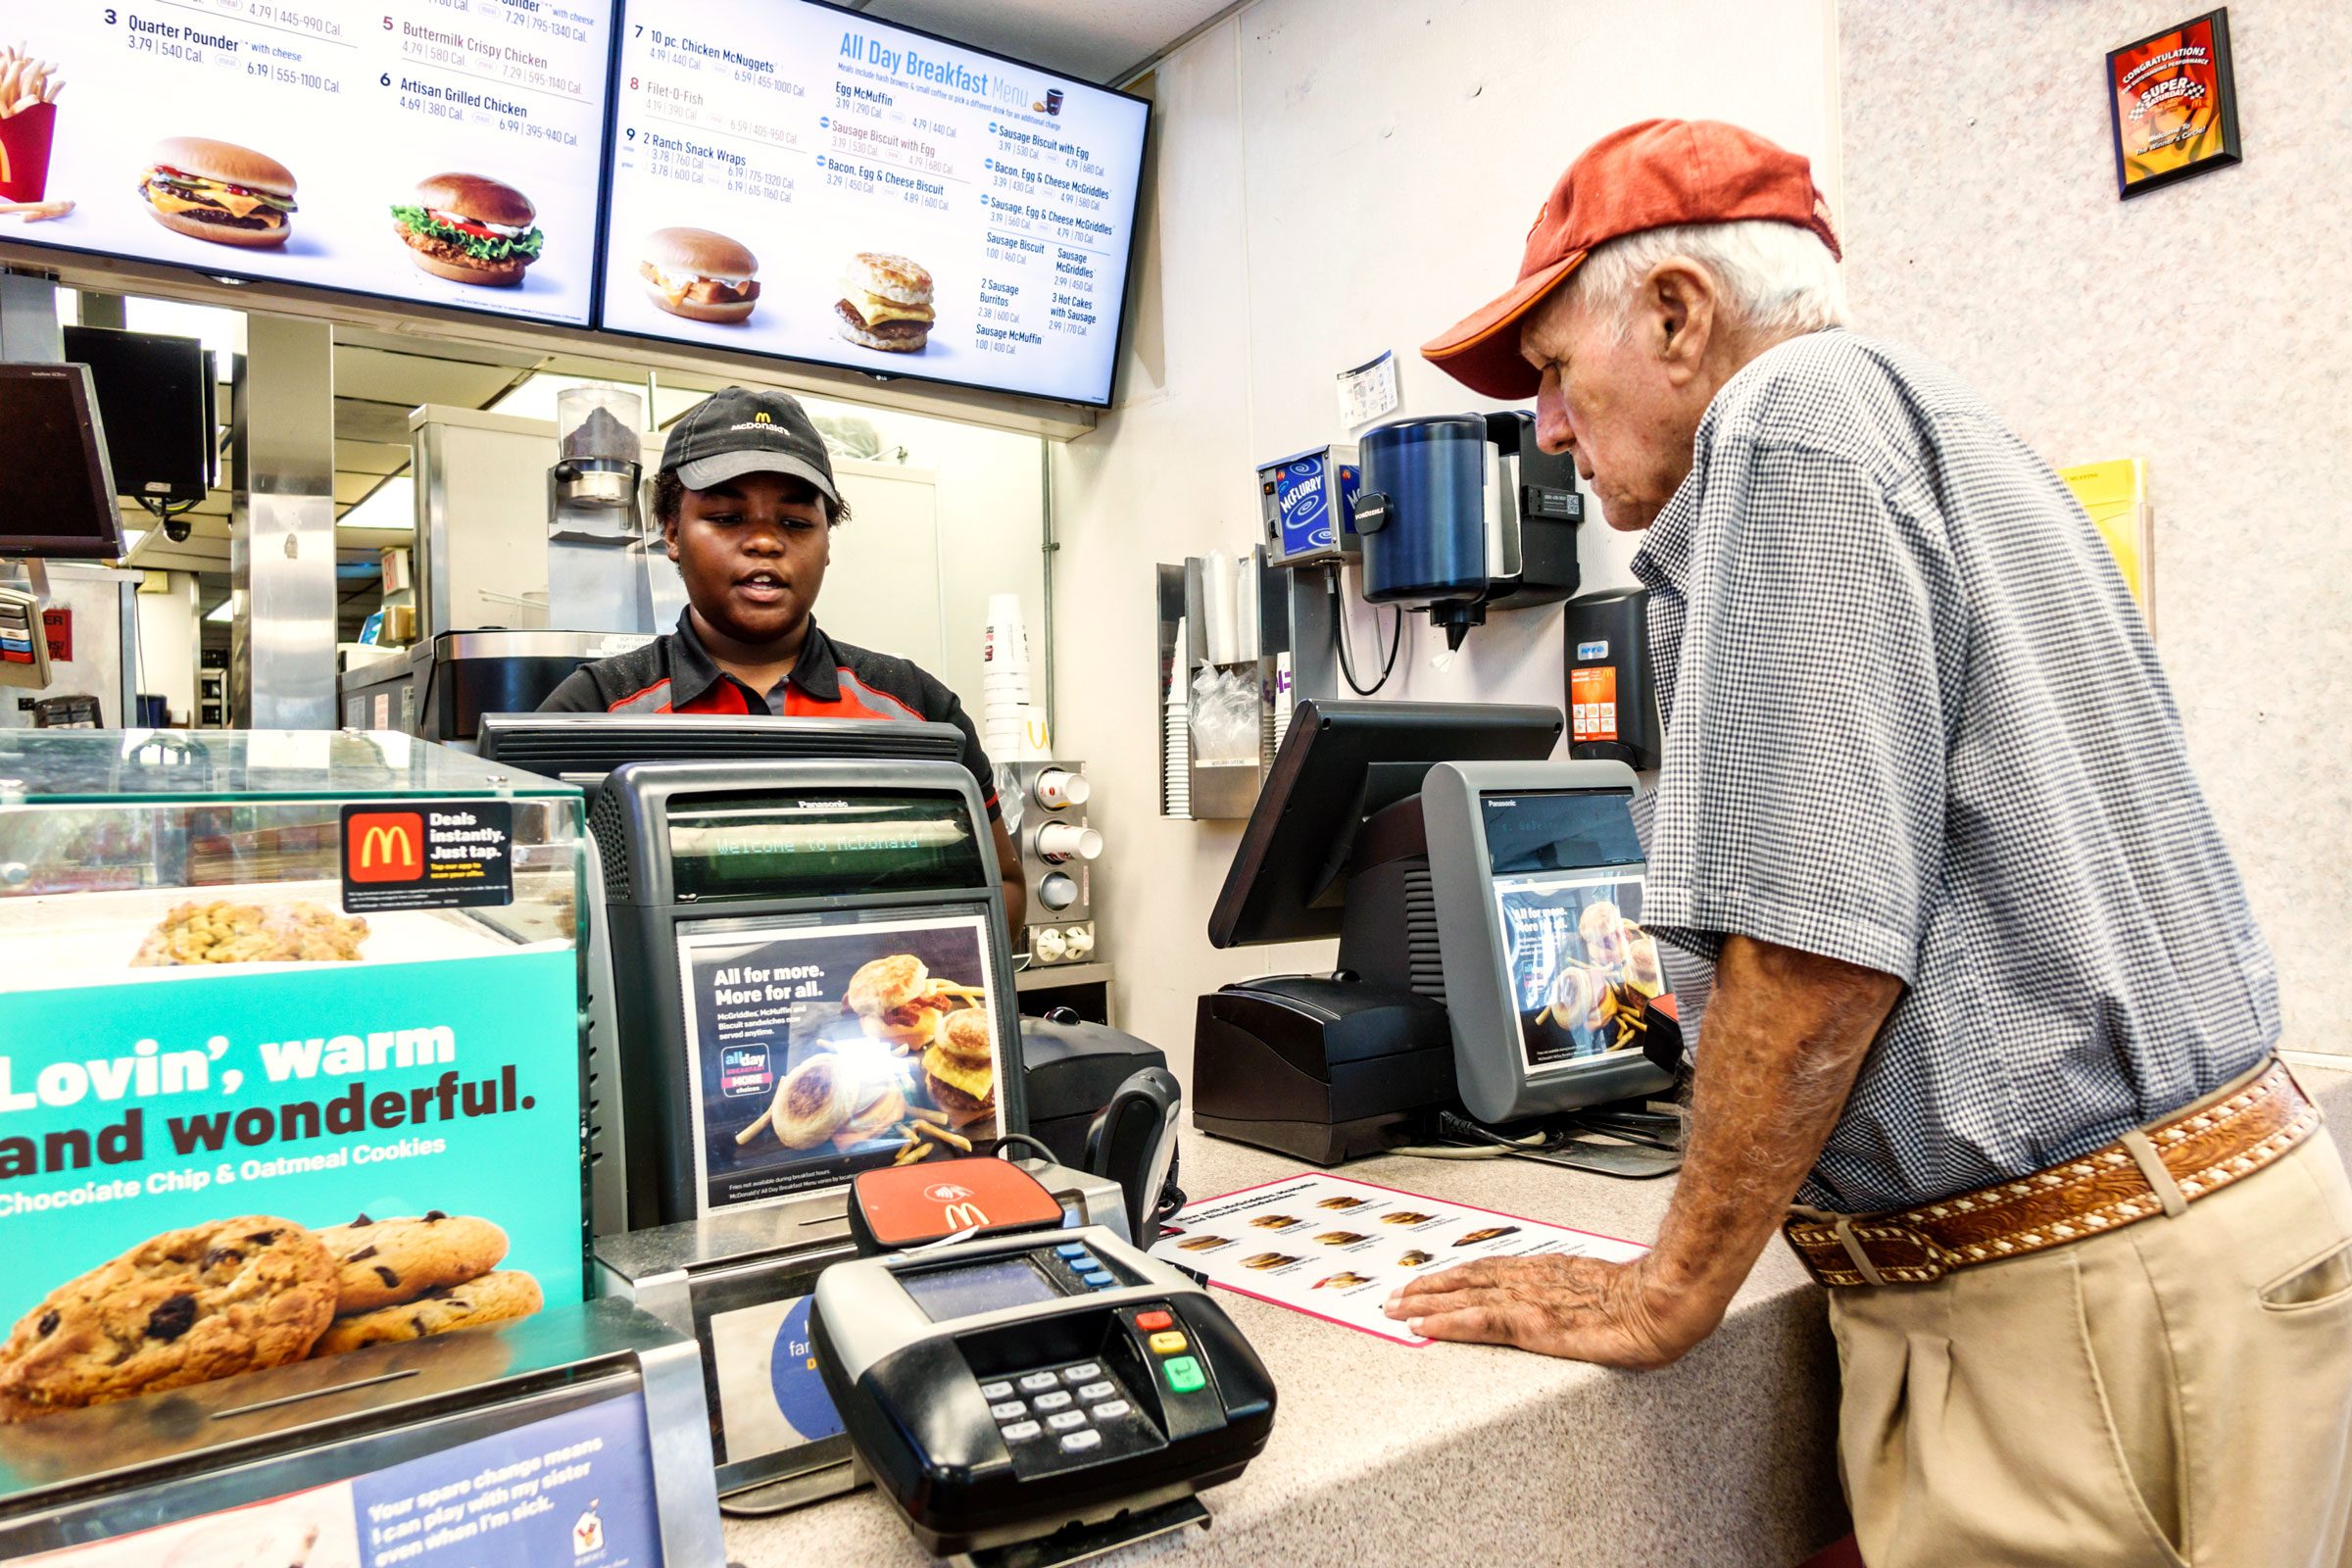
1382,1251,1702,1367
1385,935,1904,1367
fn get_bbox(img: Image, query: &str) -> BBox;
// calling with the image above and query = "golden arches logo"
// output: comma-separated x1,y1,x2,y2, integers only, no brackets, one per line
358,823,415,869
940,1202,990,1233
754,411,773,423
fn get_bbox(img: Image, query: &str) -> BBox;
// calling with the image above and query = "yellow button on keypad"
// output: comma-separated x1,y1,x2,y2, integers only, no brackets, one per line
1148,1330,1189,1355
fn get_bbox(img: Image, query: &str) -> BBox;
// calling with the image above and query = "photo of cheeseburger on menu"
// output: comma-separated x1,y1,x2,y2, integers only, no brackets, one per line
139,138,297,249
681,914,1004,1211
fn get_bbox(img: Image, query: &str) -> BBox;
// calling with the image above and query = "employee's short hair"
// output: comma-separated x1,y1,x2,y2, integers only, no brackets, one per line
652,466,850,528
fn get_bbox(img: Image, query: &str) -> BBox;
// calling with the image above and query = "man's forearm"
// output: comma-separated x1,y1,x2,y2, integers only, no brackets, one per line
1643,935,1903,1328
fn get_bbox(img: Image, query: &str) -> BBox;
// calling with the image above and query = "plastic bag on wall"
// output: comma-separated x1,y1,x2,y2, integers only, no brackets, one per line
1189,664,1260,764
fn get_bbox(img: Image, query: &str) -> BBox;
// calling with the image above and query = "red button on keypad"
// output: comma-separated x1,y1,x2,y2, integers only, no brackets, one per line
1134,1309,1173,1332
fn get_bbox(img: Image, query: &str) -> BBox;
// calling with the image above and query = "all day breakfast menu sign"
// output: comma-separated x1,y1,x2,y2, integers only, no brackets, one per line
600,0,1148,405
1150,1171,1647,1347
0,0,612,323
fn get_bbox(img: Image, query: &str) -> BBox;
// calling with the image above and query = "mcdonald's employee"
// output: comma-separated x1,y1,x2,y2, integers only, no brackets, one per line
541,386,1025,929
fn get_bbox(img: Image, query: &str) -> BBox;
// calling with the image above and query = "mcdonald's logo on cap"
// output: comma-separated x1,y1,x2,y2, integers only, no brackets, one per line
347,811,424,883
754,410,772,423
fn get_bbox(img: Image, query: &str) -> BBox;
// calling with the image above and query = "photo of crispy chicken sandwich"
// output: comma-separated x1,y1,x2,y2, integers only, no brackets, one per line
835,252,934,352
921,1007,998,1131
844,954,982,1052
139,138,296,248
392,173,545,286
641,226,760,323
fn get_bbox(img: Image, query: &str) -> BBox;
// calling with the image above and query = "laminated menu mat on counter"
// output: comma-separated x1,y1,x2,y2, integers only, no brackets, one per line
1149,1171,1646,1347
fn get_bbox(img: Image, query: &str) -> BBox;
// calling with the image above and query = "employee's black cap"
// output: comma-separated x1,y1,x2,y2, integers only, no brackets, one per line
659,386,839,506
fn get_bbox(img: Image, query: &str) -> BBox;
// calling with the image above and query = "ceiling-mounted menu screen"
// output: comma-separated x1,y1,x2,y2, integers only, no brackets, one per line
600,0,1149,407
0,1,613,325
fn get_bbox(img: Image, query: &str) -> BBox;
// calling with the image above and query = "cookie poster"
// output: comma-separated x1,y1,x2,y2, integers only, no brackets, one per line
678,911,1003,1212
0,950,584,1421
2107,9,2242,197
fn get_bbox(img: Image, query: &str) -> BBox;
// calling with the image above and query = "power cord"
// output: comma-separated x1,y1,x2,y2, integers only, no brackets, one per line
1330,569,1402,696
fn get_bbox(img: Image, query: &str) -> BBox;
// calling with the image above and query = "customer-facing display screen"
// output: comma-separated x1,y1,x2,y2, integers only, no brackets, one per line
677,908,1004,1211
903,1254,1060,1323
0,0,612,324
600,0,1148,404
667,791,988,901
1481,791,1675,1072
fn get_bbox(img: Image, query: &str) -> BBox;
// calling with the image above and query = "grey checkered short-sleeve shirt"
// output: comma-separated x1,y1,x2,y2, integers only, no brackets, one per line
1633,329,2278,1213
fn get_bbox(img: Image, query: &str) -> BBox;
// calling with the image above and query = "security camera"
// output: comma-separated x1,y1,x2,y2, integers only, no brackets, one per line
163,517,192,544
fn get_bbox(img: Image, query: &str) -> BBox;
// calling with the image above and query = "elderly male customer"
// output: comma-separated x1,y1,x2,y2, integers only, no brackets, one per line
1387,121,2352,1567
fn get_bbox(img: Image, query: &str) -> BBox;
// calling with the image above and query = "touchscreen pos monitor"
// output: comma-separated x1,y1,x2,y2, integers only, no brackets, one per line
1421,760,1677,1123
0,363,124,560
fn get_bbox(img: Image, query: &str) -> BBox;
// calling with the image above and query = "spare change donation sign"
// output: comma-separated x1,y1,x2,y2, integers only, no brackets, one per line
19,1390,660,1567
0,949,583,1411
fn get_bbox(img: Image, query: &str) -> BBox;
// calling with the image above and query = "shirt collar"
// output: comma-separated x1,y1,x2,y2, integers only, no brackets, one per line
671,611,838,702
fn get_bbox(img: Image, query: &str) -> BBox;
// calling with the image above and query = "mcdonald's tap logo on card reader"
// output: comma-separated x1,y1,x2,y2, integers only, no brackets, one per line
850,1157,1066,1252
340,800,515,914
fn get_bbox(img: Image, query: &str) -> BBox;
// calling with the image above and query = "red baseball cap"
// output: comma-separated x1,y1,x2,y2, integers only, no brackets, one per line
1422,120,1839,400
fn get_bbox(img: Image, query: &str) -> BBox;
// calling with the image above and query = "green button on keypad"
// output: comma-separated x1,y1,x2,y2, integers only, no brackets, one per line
1162,1355,1205,1394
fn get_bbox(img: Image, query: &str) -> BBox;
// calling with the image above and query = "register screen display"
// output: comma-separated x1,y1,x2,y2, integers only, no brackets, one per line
1482,791,1668,1072
599,0,1149,404
903,1254,1060,1323
0,0,613,325
668,791,988,901
677,907,1005,1211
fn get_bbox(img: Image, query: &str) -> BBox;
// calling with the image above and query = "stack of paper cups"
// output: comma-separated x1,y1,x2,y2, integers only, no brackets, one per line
1164,616,1192,817
983,593,1032,761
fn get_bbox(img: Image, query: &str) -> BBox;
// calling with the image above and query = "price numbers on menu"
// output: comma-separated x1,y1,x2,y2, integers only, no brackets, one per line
724,167,794,202
975,336,1018,357
997,139,1039,165
720,114,798,149
834,82,887,120
245,60,342,93
911,116,958,140
821,164,877,196
126,32,205,64
401,91,466,122
1065,156,1105,176
249,5,343,38
527,15,590,42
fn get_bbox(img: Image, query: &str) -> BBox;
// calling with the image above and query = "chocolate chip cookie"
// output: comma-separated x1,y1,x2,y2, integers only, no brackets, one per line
310,1270,542,1356
312,1211,508,1314
0,1217,337,1422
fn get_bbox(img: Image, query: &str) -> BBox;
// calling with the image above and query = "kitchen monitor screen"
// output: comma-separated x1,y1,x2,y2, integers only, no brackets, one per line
600,0,1149,406
0,365,122,561
902,1254,1060,1323
678,908,1006,1211
0,2,613,325
1481,792,1671,1073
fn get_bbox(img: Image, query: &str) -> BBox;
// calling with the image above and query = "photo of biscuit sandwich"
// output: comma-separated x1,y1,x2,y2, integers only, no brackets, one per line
139,138,296,248
1248,1214,1300,1231
1396,1250,1436,1268
1174,1234,1232,1252
1240,1251,1298,1271
1315,1195,1369,1210
920,1008,997,1131
844,953,982,1052
1312,1271,1374,1291
641,225,759,322
1313,1231,1368,1247
835,252,934,353
1381,1210,1436,1226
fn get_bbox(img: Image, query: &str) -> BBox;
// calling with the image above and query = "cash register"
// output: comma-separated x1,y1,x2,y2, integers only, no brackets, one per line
1197,699,1682,1171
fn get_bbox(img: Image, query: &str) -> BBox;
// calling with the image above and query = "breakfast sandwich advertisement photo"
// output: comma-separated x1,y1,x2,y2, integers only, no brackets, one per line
1493,870,1682,1072
1151,1172,1647,1347
679,913,1004,1212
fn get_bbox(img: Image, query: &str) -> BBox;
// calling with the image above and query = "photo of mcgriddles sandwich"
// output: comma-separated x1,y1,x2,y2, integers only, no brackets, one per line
139,138,296,248
835,252,934,353
844,953,983,1053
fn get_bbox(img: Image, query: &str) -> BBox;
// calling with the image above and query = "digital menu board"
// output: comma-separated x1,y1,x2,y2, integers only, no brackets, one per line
0,0,613,325
601,0,1148,406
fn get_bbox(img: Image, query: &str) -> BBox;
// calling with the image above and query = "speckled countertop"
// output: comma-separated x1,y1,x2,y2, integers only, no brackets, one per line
723,1059,2352,1568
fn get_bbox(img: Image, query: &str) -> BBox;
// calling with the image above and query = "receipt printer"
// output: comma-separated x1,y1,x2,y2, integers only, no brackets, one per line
1194,977,1456,1165
811,1225,1275,1557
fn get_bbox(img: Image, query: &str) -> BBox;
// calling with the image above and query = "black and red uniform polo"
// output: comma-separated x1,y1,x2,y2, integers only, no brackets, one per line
538,612,1000,819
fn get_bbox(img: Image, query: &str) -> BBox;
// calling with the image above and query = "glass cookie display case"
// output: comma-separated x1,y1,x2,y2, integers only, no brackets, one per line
0,730,591,1422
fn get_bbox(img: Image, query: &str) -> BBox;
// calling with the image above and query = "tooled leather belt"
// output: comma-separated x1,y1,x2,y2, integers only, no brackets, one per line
1785,1057,2321,1289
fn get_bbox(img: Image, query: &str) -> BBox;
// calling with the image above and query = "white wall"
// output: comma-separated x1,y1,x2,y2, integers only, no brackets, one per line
1838,0,2352,1052
134,571,199,724
1054,0,1841,1067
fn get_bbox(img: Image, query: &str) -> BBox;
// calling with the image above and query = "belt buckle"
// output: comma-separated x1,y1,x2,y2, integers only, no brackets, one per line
1792,1215,1947,1288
